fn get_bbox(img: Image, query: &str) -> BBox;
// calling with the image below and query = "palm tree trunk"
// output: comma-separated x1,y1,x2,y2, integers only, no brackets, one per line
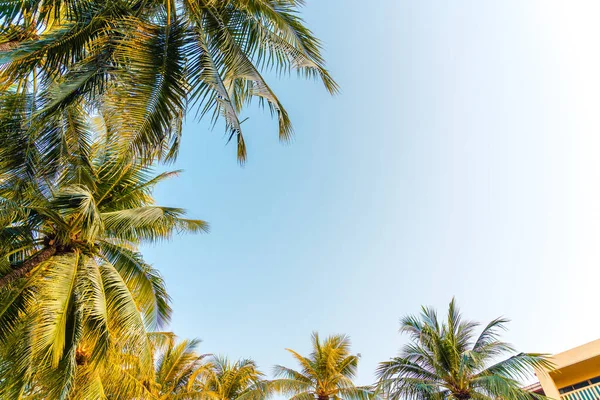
318,395,329,400
0,246,58,288
454,393,471,400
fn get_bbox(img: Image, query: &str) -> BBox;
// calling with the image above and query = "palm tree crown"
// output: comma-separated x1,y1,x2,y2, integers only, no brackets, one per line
376,299,551,400
194,355,272,400
273,332,373,400
101,336,271,400
0,109,207,398
0,0,338,164
99,332,208,399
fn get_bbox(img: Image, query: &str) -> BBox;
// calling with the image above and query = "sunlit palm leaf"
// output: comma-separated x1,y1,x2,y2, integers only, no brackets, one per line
273,333,373,400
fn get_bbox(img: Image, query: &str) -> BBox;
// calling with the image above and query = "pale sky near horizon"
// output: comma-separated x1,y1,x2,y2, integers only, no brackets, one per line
142,0,600,385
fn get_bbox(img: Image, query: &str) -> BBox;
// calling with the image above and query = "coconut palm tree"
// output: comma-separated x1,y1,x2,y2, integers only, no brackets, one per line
98,332,209,399
0,0,338,164
99,339,271,400
273,332,373,400
376,299,551,400
0,108,207,398
190,355,272,400
0,331,208,399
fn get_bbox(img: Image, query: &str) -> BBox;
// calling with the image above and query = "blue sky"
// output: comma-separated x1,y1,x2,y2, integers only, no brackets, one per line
143,0,600,385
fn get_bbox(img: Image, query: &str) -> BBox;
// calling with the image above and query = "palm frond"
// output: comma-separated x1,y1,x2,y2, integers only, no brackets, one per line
378,300,551,400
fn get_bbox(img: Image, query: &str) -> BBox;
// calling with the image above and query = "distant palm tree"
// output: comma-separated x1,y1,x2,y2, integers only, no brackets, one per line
100,335,271,400
0,110,207,398
0,0,338,164
193,355,272,400
376,299,551,400
99,332,208,399
273,332,373,400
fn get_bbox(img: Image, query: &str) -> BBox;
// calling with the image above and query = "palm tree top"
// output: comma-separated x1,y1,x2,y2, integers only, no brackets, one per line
274,332,373,400
377,298,552,400
0,119,208,398
95,331,208,399
193,354,273,400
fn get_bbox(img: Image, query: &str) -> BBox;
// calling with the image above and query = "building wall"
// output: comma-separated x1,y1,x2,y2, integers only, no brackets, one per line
550,355,600,388
537,339,600,399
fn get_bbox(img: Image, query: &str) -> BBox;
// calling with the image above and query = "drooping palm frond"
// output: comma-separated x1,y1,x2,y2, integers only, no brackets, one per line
376,299,553,400
0,0,338,165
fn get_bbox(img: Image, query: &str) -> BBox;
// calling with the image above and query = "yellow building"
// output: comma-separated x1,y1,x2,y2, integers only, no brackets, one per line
526,339,600,400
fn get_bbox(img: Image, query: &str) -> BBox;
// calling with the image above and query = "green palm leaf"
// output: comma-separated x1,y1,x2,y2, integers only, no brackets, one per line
376,299,552,400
